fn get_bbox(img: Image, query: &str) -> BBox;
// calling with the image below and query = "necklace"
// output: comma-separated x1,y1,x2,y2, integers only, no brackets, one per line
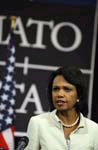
61,116,80,128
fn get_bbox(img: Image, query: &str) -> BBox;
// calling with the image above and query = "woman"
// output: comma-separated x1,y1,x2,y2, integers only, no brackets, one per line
25,66,98,150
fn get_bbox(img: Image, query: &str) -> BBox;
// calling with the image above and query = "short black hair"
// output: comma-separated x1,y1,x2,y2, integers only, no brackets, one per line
47,66,88,116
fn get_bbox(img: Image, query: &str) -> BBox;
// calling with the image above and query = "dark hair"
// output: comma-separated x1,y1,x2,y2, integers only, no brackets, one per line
47,66,88,116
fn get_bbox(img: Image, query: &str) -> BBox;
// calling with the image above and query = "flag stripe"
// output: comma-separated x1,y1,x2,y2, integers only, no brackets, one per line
0,132,9,149
2,127,14,150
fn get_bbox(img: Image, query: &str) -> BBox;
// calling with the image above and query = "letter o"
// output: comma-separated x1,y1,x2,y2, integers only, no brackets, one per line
51,22,82,52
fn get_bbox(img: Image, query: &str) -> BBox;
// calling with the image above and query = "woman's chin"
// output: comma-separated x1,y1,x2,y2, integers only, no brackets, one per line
56,106,68,111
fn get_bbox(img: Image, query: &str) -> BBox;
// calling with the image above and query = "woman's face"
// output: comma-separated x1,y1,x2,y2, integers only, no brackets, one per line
52,75,78,111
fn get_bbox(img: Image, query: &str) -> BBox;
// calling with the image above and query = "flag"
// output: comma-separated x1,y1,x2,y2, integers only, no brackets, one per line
0,31,16,150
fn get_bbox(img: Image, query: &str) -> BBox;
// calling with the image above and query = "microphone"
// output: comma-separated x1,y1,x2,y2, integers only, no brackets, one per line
16,136,29,150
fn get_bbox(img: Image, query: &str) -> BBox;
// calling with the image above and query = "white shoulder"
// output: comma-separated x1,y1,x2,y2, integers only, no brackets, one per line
29,112,50,123
85,117,98,130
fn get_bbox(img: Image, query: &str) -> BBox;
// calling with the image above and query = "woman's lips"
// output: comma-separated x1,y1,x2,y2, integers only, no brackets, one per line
56,100,67,106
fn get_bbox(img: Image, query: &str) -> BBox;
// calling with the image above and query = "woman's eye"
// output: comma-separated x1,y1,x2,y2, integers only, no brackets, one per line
52,86,72,92
52,87,59,91
64,87,72,92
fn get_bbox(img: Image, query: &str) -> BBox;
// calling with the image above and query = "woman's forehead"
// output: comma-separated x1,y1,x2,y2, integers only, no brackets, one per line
53,75,75,87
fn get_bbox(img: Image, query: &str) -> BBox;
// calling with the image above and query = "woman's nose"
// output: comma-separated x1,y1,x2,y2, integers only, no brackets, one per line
57,89,65,97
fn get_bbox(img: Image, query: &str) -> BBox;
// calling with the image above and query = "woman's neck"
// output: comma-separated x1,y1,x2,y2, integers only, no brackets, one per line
57,109,79,125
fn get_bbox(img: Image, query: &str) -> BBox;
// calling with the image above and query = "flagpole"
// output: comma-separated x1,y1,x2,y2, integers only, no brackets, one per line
10,16,16,31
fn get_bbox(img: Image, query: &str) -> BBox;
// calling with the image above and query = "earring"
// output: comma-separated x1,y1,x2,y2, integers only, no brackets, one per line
77,99,80,102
